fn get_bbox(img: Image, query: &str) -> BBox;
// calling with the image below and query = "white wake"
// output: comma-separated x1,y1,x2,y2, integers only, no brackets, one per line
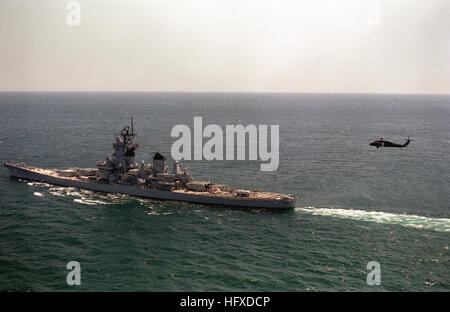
296,207,450,232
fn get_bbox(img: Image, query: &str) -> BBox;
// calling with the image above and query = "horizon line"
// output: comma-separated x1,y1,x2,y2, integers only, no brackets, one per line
0,91,449,96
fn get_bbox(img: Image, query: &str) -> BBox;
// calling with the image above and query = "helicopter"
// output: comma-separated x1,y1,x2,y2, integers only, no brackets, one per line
369,136,411,148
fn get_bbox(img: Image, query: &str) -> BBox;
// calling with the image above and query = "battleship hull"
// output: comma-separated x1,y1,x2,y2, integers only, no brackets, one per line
4,162,296,209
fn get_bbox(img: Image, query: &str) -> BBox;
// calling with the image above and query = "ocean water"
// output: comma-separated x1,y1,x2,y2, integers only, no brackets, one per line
0,92,448,291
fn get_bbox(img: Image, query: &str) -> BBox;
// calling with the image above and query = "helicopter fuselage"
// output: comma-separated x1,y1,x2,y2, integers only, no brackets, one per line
370,139,411,148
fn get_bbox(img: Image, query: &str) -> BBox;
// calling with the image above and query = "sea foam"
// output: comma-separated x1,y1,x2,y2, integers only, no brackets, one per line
296,207,450,232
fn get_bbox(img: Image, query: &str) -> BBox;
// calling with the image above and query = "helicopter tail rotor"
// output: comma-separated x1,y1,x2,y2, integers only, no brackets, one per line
403,136,412,147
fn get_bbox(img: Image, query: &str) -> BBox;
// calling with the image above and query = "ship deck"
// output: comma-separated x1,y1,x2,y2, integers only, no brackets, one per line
171,189,293,201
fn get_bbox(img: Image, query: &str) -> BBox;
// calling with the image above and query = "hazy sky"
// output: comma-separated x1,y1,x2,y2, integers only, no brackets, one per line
1,0,449,93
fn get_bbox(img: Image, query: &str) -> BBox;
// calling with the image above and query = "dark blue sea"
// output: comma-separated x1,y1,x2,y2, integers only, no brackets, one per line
0,92,449,291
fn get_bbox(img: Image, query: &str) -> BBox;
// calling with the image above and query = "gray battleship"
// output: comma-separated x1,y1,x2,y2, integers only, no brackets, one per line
4,119,297,209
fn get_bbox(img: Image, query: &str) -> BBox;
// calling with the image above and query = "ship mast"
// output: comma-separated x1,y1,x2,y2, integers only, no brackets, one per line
119,116,136,149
